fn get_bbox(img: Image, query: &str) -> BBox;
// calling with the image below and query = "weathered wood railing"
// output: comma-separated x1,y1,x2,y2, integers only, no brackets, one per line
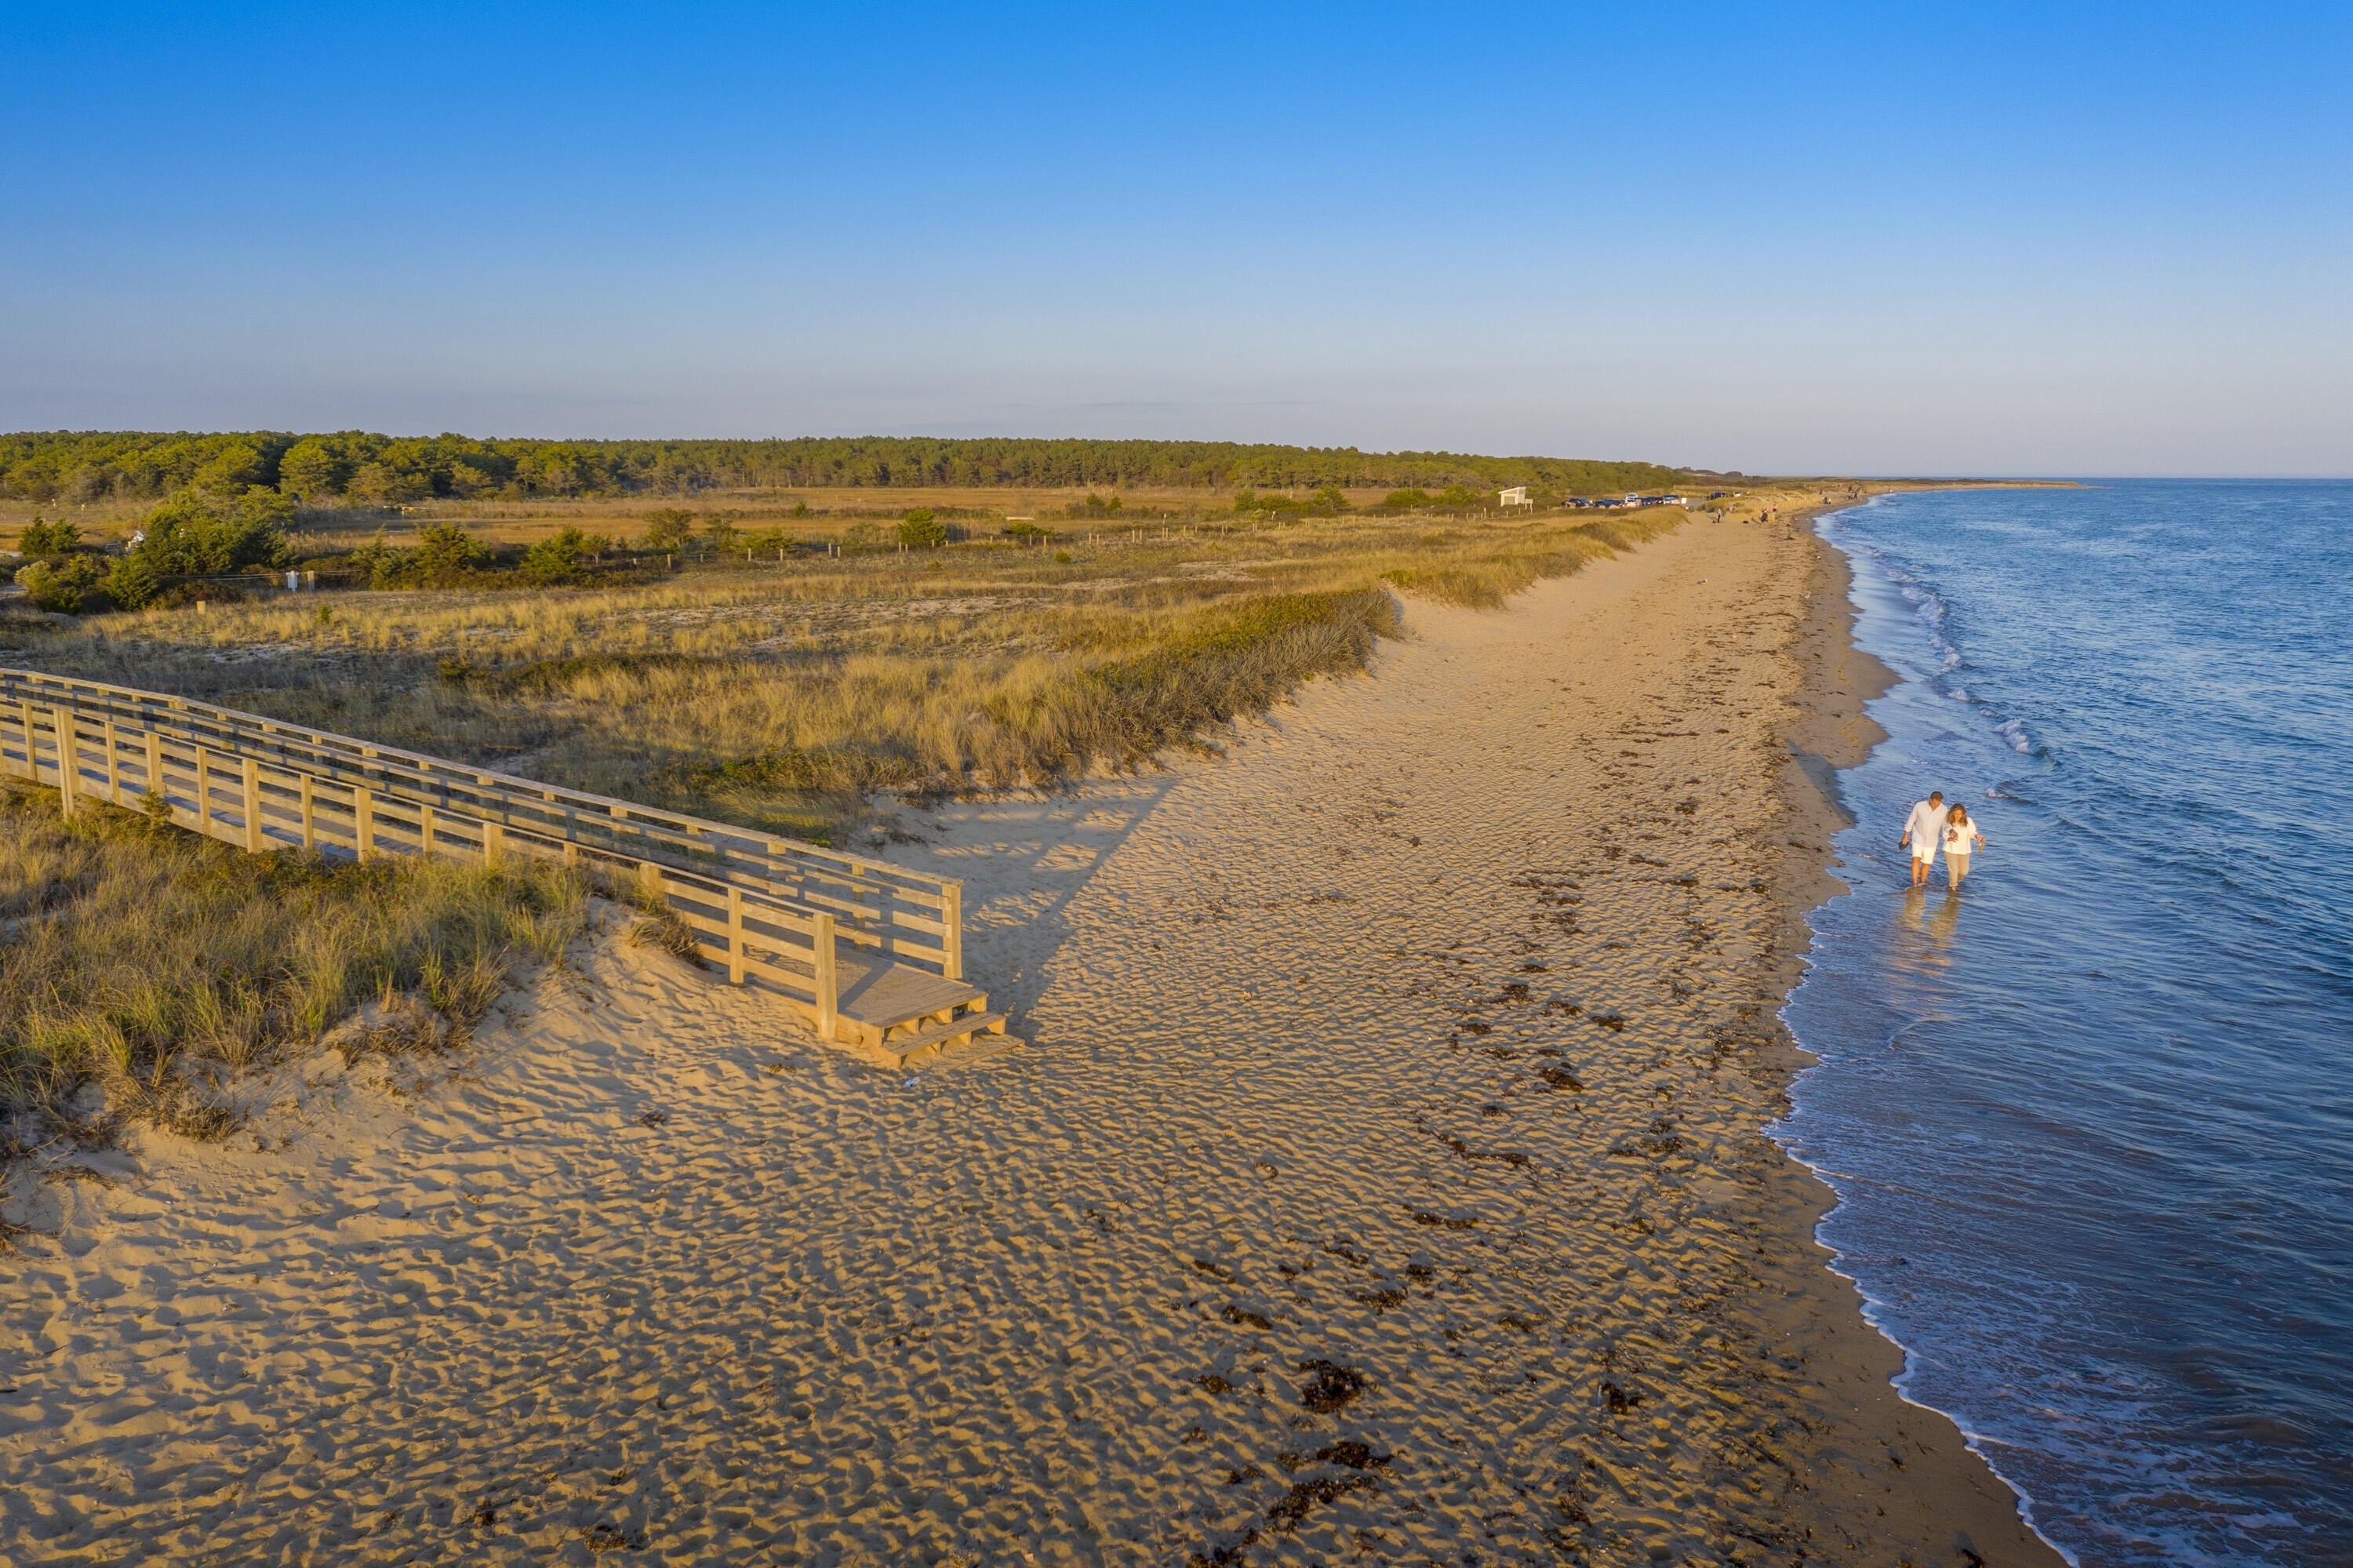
0,669,973,1045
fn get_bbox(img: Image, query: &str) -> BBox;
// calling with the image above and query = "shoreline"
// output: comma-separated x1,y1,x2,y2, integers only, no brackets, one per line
1757,497,2066,1565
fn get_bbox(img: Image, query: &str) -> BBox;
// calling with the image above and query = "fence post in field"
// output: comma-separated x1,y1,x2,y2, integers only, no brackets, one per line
812,911,838,1040
103,720,122,803
726,886,746,984
145,731,163,812
943,882,963,980
299,774,316,850
355,785,374,863
53,708,75,818
241,757,263,852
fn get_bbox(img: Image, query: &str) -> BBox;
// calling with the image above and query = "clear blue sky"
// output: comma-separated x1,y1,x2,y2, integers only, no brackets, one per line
3,2,2347,475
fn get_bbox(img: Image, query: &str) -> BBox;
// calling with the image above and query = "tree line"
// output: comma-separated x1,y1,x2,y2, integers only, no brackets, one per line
0,430,1691,504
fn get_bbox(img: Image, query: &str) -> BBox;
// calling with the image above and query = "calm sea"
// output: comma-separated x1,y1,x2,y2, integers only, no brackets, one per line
1779,481,2353,1566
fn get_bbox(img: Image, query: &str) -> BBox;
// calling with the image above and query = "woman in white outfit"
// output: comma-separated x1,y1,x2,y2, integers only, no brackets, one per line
1942,805,1987,888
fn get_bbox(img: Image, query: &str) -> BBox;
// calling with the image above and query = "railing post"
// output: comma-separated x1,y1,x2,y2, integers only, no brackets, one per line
943,882,963,980
103,720,122,804
7,699,27,780
241,757,264,852
638,859,664,905
145,730,164,813
354,785,374,863
53,708,75,819
420,802,436,858
300,774,316,851
482,820,504,867
193,746,211,837
813,911,838,1042
726,886,746,983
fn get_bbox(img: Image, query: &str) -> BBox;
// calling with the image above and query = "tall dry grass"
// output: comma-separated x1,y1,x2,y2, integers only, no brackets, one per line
0,781,589,1141
5,506,1690,842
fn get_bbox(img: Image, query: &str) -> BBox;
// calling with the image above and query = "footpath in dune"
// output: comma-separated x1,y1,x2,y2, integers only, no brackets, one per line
0,512,2056,1566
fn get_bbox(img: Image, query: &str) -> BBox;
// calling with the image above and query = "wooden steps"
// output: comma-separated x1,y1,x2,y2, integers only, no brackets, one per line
867,1011,1019,1069
831,951,1016,1068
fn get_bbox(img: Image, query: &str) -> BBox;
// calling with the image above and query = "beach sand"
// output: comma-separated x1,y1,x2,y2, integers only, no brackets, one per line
0,511,2060,1565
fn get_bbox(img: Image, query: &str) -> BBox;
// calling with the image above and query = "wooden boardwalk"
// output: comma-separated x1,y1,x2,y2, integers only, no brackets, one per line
0,669,1013,1068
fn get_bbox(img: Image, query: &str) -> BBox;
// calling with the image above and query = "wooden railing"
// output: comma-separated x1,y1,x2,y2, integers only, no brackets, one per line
0,669,969,1039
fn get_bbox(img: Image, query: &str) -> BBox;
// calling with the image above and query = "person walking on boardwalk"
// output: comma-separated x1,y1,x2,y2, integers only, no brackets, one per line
1900,791,1947,887
1943,804,1987,890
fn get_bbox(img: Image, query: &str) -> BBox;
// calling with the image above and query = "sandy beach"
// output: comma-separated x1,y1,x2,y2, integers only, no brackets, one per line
0,511,2061,1565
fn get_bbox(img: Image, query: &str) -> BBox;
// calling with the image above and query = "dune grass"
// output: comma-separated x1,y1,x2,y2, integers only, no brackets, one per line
0,781,590,1142
6,505,1690,845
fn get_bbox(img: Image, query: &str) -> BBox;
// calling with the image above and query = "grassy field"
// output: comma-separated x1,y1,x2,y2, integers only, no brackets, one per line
1,500,1718,846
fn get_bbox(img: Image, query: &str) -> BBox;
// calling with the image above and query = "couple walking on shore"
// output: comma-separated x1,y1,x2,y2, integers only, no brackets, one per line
1902,791,1988,889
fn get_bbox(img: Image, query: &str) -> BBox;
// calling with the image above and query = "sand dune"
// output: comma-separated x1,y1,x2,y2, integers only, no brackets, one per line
0,515,2054,1565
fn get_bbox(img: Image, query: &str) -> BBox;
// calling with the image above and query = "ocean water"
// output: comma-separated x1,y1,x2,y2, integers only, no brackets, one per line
1779,481,2353,1566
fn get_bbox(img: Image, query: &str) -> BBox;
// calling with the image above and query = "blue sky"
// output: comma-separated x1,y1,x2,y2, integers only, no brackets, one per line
3,2,2347,474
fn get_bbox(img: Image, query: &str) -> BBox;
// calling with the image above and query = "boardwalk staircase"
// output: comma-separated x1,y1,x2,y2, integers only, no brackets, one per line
0,669,1017,1070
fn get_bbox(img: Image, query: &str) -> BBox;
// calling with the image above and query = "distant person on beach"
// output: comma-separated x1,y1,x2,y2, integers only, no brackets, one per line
1943,805,1986,888
1900,791,1947,886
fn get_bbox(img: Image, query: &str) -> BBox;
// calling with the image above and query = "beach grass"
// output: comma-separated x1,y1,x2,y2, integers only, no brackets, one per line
0,780,590,1139
5,504,1690,842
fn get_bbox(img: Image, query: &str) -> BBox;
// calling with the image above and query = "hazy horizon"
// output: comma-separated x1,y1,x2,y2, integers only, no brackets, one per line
5,3,2347,477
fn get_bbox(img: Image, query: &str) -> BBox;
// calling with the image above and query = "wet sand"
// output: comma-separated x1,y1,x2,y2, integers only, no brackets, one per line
0,511,2060,1564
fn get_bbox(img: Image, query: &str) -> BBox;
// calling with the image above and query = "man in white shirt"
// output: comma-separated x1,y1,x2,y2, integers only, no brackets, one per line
1900,791,1946,887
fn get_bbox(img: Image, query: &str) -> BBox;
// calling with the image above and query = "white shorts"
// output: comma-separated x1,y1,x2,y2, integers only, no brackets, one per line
1911,848,1936,863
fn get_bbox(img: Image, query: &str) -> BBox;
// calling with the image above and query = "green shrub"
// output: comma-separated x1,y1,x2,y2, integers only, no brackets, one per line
642,508,696,551
104,554,161,610
131,489,293,575
16,555,109,613
522,526,593,584
1383,489,1434,509
16,515,81,558
414,522,489,584
897,511,948,548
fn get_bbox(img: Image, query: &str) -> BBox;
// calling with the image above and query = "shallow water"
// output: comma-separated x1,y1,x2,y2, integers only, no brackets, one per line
1780,481,2353,1566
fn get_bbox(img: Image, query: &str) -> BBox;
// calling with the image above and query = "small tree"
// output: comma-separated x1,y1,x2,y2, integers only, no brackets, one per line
414,523,488,584
277,439,347,500
642,508,696,551
446,460,500,499
522,526,592,584
1383,489,1434,510
133,489,294,576
16,555,108,613
701,515,742,552
105,555,161,611
193,441,267,496
16,515,80,558
897,510,947,548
